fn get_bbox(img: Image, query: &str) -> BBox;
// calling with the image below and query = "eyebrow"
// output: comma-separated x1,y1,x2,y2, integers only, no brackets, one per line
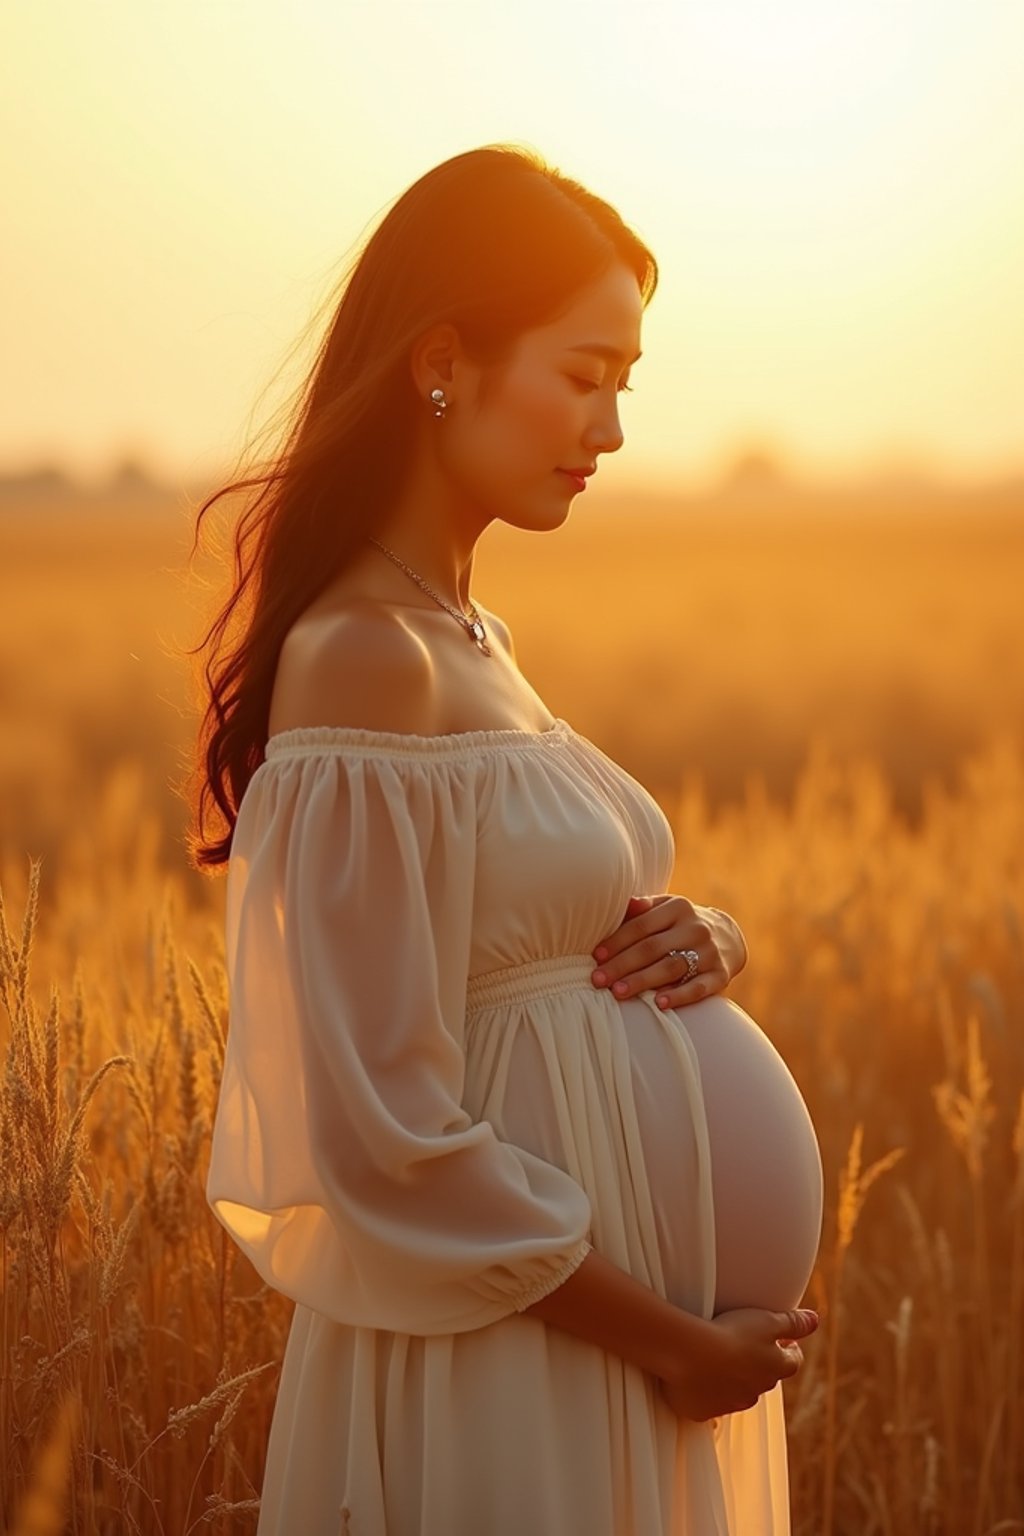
565,343,642,365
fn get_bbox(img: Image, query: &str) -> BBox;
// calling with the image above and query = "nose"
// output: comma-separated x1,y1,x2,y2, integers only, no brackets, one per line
591,402,626,457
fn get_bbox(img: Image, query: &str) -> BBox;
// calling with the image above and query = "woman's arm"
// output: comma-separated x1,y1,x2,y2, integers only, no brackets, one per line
523,1246,819,1420
520,1244,714,1382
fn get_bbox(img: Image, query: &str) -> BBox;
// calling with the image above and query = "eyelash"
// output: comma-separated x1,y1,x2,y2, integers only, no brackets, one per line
570,377,634,394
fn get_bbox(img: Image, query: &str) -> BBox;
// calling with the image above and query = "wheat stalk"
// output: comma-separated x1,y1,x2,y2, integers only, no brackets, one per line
932,1008,998,1408
822,1122,906,1535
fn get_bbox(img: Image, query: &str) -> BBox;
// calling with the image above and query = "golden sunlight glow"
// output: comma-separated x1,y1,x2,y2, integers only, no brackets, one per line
2,0,1021,491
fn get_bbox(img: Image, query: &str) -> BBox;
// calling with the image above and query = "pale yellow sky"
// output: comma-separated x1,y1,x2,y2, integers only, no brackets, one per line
3,1,1022,492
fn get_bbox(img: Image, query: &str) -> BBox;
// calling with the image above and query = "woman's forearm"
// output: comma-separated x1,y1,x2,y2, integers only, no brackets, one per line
520,1245,713,1383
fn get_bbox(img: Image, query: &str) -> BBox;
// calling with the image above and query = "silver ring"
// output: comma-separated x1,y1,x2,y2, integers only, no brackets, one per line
667,948,700,981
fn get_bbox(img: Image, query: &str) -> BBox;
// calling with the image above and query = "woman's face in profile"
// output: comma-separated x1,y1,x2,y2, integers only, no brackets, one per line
444,261,644,534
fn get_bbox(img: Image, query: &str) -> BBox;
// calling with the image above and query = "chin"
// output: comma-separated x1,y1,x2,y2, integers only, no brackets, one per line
500,500,574,535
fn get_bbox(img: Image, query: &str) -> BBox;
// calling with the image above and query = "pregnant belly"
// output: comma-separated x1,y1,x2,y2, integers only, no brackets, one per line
619,992,824,1314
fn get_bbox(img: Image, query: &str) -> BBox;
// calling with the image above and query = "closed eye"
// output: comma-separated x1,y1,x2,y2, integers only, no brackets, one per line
569,377,634,394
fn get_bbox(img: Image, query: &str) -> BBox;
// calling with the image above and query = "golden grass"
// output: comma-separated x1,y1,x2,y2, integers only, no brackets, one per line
1,488,1022,1531
1,731,1022,1533
0,852,279,1533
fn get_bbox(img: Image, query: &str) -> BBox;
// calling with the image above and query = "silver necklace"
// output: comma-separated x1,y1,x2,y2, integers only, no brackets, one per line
367,537,492,656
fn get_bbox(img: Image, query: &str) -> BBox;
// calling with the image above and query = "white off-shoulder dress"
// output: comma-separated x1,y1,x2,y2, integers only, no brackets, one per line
206,715,823,1536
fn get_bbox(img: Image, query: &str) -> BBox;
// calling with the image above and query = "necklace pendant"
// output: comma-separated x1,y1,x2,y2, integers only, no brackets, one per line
469,618,492,655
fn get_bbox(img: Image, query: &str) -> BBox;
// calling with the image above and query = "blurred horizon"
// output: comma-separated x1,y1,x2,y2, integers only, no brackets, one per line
2,479,1021,895
3,448,1023,509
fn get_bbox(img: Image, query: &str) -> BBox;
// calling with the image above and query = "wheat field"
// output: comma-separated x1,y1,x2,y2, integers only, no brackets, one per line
1,483,1022,1533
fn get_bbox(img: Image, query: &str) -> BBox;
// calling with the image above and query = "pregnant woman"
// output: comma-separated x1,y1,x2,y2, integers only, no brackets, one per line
194,143,824,1535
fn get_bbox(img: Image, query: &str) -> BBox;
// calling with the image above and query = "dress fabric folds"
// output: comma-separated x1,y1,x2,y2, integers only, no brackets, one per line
206,716,795,1535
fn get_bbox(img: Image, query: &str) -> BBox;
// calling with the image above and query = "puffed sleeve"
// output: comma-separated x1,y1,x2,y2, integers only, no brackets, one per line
205,738,594,1336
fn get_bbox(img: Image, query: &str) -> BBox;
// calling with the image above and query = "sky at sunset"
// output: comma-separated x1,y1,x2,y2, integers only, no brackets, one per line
3,1,1022,493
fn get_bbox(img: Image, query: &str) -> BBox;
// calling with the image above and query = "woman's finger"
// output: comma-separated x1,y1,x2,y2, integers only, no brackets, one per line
594,950,726,1004
651,960,729,1009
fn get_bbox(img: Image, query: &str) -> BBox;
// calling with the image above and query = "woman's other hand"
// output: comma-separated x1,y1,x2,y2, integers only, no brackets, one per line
590,894,749,1008
658,1306,819,1422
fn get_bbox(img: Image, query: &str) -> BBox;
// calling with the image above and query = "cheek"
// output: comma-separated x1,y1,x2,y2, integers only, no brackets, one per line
501,376,578,459
458,376,579,490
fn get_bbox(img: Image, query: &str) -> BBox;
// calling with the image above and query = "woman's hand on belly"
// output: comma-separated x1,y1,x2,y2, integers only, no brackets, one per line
657,1305,819,1422
591,893,748,1009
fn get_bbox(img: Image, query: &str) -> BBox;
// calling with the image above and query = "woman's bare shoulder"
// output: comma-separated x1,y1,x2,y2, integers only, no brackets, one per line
268,602,440,737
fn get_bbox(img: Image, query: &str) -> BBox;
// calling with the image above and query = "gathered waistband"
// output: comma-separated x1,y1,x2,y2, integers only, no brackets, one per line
465,953,604,1012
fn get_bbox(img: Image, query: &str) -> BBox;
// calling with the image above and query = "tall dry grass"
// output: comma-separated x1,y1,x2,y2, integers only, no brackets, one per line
1,729,1022,1533
1,487,1022,1530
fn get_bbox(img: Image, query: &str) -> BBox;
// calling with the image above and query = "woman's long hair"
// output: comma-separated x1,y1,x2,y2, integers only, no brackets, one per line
181,142,658,872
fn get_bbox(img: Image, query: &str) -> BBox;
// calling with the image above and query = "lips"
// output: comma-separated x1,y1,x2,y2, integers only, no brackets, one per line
557,469,589,492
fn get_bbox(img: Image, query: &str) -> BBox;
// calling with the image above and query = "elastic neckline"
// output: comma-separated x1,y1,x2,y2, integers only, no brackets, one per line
264,715,573,760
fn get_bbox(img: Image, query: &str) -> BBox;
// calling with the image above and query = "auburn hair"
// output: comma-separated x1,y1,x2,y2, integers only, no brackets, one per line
180,142,658,872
